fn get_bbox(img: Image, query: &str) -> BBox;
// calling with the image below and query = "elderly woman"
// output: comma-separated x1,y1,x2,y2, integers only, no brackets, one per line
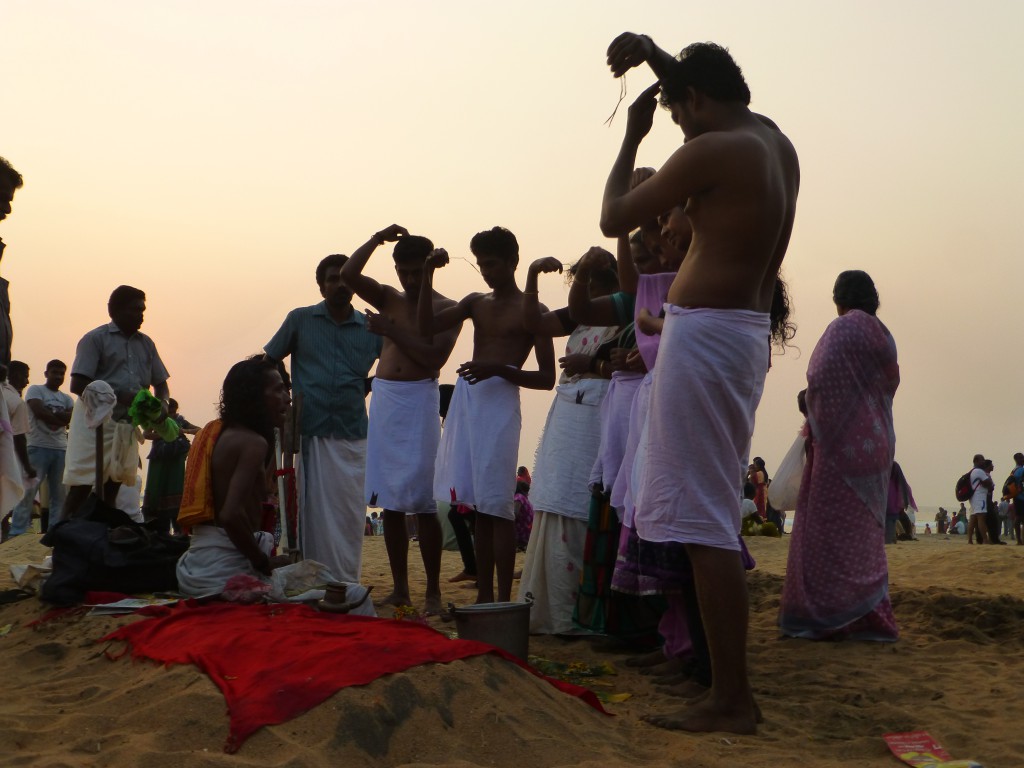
779,271,900,640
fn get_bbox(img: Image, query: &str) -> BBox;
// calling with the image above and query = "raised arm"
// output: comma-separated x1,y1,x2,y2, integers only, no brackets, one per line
601,83,662,236
522,257,574,336
341,224,409,310
568,246,621,325
607,32,680,82
417,248,473,337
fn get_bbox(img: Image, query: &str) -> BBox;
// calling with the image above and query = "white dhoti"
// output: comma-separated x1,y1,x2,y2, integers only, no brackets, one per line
529,378,608,522
589,370,643,497
299,436,367,582
365,378,440,514
433,377,520,520
635,307,770,551
612,372,653,524
516,510,589,634
176,525,274,598
63,399,142,487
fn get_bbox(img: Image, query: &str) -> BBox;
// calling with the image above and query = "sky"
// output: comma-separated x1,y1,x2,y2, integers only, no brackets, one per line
2,1,1022,507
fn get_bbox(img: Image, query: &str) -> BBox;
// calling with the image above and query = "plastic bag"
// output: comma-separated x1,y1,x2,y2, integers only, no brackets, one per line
767,432,806,512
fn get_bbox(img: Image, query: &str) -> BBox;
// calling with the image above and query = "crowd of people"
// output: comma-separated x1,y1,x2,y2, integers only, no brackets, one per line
1,32,978,738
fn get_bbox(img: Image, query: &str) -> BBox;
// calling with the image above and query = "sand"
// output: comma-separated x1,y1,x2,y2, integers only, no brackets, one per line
0,531,1021,767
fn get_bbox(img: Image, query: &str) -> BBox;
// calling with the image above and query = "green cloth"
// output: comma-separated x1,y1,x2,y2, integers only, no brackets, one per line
128,390,179,441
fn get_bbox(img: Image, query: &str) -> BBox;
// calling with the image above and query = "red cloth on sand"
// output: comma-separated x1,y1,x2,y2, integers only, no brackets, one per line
102,601,607,752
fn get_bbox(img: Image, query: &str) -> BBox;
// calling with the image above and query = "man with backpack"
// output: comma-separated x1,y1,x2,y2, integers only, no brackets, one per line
966,454,992,545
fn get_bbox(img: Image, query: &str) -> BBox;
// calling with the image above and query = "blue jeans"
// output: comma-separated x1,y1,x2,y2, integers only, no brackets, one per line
9,446,66,537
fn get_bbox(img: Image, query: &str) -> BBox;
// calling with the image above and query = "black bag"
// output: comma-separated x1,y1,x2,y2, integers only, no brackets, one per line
41,503,189,606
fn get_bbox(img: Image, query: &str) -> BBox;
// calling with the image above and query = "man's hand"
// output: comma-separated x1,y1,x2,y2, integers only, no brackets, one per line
375,224,409,244
559,353,591,377
456,361,502,385
624,349,647,372
607,32,655,77
608,347,631,372
636,307,664,336
529,257,564,276
26,465,37,480
625,82,661,144
363,309,393,338
424,248,449,271
631,166,657,189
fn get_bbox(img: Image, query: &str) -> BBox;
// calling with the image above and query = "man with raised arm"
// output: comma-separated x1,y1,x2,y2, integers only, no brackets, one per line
601,34,800,734
418,227,555,604
341,225,462,615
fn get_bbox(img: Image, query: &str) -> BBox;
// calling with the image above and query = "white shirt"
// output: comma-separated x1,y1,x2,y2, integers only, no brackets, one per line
969,467,989,513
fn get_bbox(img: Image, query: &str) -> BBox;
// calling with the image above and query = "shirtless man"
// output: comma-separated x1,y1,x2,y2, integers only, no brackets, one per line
601,34,800,734
418,227,556,604
176,357,293,596
341,224,461,614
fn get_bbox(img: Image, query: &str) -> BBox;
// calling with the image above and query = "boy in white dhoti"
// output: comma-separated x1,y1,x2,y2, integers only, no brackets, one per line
342,225,462,615
601,35,799,734
418,227,555,604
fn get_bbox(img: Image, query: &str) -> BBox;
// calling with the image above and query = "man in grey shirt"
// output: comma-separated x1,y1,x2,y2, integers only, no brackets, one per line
63,286,170,518
9,359,73,535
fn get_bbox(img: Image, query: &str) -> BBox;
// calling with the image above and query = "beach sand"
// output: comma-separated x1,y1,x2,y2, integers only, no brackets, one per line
1,531,1021,767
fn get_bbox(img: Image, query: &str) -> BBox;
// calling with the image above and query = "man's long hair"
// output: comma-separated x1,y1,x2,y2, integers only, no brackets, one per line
219,356,286,455
660,42,751,106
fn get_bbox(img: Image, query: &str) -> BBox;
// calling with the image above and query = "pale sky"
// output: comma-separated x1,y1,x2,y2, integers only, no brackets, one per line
2,1,1022,506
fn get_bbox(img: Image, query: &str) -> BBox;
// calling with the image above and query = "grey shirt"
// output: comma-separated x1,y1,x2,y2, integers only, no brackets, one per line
72,322,170,421
25,384,74,450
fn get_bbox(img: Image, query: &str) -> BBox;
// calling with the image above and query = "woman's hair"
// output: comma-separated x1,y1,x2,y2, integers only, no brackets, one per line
516,480,531,495
566,248,618,291
833,270,879,315
770,275,797,348
219,356,287,453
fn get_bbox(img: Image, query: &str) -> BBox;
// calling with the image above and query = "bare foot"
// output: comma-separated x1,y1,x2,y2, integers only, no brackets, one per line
639,658,684,677
625,648,669,668
657,679,709,699
642,697,757,734
375,591,412,608
448,571,476,583
423,594,443,616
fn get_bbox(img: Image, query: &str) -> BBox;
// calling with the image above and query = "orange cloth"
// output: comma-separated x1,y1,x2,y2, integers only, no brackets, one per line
177,420,223,529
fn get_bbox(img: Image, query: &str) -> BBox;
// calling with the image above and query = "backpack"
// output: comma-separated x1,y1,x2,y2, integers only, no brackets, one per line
1002,472,1021,500
954,472,974,502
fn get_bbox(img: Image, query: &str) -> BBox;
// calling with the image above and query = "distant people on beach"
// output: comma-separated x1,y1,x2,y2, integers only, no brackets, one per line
966,454,992,545
419,227,555,604
1011,453,1024,545
0,156,23,367
63,285,170,519
10,359,73,536
513,478,533,552
779,271,899,642
602,32,798,734
935,508,949,535
265,254,382,584
341,224,461,616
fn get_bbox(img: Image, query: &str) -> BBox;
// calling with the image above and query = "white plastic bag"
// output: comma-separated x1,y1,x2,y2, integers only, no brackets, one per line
768,432,806,512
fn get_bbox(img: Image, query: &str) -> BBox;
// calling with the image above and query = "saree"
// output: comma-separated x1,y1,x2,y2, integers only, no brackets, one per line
779,310,900,640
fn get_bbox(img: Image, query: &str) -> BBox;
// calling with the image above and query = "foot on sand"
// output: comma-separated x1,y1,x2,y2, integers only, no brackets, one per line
639,658,684,677
448,571,476,583
375,591,412,608
642,697,757,734
625,648,669,669
656,679,709,699
423,594,443,616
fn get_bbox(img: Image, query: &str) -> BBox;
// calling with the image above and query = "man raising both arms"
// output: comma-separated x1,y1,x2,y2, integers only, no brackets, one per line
601,34,799,734
341,224,461,615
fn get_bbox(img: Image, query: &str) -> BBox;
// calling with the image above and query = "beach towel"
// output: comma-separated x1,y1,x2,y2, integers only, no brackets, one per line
433,376,520,520
589,370,643,498
634,306,770,550
365,378,440,514
63,384,143,487
298,436,367,583
516,509,589,634
102,602,608,753
779,309,899,641
175,525,275,597
530,377,609,521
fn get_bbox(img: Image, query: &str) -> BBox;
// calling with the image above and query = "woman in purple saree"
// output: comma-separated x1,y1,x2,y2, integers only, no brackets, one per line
779,271,900,641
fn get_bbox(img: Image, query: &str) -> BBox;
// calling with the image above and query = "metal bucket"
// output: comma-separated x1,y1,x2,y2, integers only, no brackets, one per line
450,600,532,660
